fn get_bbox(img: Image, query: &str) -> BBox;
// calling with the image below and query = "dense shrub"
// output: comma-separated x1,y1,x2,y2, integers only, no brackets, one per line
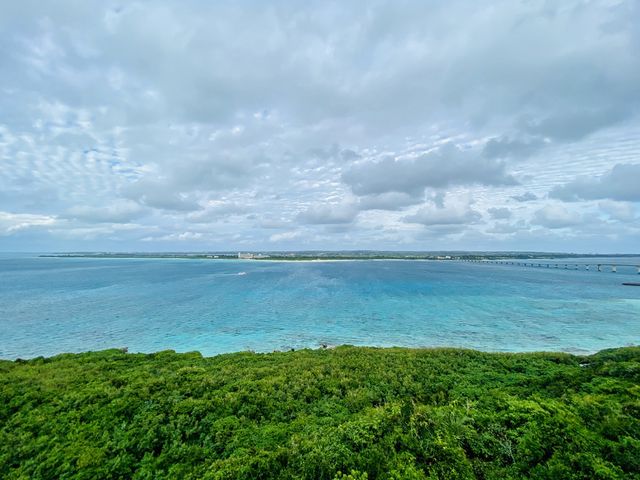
1,346,639,479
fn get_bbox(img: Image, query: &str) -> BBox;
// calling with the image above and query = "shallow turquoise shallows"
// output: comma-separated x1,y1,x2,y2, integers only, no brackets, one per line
1,255,639,359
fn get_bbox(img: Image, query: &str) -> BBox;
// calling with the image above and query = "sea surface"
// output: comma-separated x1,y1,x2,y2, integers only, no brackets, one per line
1,255,639,359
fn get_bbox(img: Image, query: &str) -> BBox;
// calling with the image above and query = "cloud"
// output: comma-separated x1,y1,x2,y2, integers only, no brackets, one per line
486,221,523,235
531,205,582,229
598,200,637,222
120,151,254,212
403,199,482,226
297,202,359,225
0,1,639,251
0,211,57,235
488,207,512,220
357,192,423,211
142,231,204,242
343,144,517,197
65,201,147,223
187,201,249,222
269,231,301,242
483,137,546,159
123,181,202,212
511,192,538,202
520,108,632,142
550,164,640,202
52,223,149,241
256,218,290,229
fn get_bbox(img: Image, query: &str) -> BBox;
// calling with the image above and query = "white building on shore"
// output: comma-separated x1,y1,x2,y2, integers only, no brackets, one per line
238,252,270,259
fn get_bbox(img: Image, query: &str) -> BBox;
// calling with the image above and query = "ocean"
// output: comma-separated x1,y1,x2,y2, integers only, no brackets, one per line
1,255,639,359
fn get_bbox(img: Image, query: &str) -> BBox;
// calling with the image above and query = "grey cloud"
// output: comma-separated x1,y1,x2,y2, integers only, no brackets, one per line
357,192,422,211
297,203,359,225
550,164,640,202
339,149,361,161
142,231,205,243
169,158,253,192
486,221,524,235
65,201,147,223
413,224,474,237
483,136,546,159
187,202,249,223
307,145,343,161
322,224,354,234
531,205,583,229
488,207,512,220
120,153,254,212
343,145,517,197
598,200,638,222
2,0,638,138
428,192,446,209
123,181,201,212
520,108,632,142
511,192,538,202
257,218,290,229
403,202,482,226
1,0,639,251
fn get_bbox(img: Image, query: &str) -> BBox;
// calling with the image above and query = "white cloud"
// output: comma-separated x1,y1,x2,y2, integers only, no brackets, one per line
403,199,482,227
532,205,583,229
142,231,203,242
0,0,639,251
0,212,57,235
269,231,301,242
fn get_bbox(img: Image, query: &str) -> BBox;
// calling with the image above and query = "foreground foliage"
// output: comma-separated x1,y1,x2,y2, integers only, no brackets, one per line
1,346,639,479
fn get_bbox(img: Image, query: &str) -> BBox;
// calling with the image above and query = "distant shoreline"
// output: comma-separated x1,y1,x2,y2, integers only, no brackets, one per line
5,343,636,362
38,252,640,262
4,339,635,361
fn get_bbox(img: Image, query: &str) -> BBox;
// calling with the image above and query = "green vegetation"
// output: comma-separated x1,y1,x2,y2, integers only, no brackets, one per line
1,346,639,479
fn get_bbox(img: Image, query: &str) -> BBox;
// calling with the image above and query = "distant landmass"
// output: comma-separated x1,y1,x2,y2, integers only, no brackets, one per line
39,250,640,261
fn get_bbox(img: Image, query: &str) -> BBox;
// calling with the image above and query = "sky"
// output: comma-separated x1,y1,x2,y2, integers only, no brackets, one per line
0,0,639,253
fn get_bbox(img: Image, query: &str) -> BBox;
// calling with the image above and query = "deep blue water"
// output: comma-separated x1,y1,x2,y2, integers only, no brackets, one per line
1,255,639,359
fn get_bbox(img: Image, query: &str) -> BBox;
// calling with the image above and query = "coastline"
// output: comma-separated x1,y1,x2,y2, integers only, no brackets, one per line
2,341,622,362
38,252,640,262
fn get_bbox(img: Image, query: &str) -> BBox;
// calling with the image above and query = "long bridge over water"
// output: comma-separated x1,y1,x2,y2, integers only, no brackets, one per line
460,259,640,275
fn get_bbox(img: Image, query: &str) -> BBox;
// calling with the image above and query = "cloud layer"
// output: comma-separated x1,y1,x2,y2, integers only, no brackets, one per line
0,0,639,252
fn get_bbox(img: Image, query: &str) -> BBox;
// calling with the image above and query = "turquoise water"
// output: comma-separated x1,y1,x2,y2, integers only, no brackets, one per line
1,255,639,359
